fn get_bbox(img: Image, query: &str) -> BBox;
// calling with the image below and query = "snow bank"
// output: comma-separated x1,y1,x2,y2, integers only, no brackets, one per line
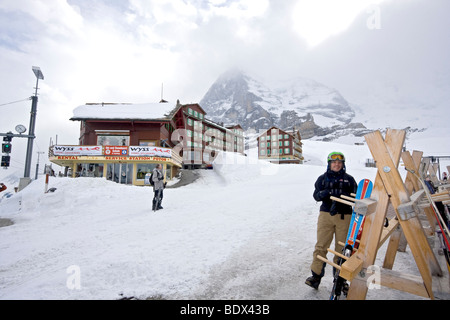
0,140,439,300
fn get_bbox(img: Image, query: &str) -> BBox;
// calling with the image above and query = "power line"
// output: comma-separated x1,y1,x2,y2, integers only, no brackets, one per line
0,97,31,107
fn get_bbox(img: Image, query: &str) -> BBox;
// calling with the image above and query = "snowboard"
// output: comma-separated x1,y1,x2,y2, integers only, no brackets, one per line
330,178,373,300
345,178,373,250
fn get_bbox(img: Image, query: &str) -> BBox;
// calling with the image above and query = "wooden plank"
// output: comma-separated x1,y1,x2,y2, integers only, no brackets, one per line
316,255,341,271
327,248,349,261
429,163,439,185
354,198,378,216
402,151,437,232
348,130,441,300
330,196,355,208
359,267,431,298
347,129,405,299
341,195,356,202
363,131,439,298
379,218,400,248
383,226,402,269
402,151,422,194
340,254,364,281
420,158,430,179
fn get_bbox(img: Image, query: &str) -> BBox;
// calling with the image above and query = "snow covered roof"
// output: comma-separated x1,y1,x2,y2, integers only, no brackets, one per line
71,102,178,121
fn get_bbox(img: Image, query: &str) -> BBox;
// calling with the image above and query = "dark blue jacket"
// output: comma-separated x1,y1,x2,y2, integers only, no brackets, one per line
313,163,357,218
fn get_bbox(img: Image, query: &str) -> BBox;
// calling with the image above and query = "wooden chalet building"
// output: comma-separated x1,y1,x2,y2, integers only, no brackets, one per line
257,126,304,164
49,101,244,186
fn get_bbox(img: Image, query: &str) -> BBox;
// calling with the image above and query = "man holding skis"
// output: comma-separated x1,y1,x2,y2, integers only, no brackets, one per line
305,152,357,290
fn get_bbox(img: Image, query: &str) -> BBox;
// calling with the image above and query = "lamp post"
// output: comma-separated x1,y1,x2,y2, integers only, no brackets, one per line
23,66,44,178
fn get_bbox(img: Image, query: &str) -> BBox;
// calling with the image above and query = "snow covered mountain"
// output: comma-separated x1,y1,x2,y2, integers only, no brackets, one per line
200,69,366,139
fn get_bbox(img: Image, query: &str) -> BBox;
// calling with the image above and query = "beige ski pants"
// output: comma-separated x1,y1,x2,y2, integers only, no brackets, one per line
310,211,352,276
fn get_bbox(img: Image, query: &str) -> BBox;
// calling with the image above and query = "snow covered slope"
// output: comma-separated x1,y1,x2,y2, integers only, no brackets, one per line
0,137,440,300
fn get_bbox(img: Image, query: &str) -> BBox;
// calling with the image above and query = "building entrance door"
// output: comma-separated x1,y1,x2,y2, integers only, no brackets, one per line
107,163,133,184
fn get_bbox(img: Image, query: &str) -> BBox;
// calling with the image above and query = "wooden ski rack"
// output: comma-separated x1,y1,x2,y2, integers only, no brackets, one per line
319,129,449,299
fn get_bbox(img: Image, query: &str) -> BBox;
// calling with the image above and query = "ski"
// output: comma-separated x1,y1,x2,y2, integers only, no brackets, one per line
330,178,373,300
405,168,450,270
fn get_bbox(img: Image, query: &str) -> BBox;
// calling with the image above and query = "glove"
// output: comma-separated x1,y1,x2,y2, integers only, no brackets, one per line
317,189,330,200
330,201,338,216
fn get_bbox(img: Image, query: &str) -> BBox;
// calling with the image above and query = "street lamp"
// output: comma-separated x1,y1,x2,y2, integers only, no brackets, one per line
23,66,44,179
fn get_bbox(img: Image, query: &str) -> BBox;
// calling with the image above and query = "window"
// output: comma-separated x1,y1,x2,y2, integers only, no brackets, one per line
136,163,157,180
284,134,289,139
97,134,129,146
194,110,198,118
188,108,193,115
284,140,290,146
285,148,290,154
76,163,104,178
139,140,157,146
260,149,265,156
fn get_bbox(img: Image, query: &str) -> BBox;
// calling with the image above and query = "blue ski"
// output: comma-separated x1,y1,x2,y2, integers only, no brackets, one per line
330,178,373,300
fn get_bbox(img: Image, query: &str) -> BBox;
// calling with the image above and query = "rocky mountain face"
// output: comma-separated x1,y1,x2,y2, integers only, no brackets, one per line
199,70,368,140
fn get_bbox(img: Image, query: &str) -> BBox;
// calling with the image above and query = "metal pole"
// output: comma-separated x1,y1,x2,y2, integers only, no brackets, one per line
24,92,38,178
35,151,45,180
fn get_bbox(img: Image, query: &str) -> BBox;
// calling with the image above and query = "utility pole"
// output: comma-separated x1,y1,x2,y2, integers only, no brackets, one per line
24,66,44,179
35,151,45,180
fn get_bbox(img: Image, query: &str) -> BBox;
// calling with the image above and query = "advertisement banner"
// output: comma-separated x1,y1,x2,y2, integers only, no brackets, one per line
104,146,128,156
129,146,172,158
53,146,103,156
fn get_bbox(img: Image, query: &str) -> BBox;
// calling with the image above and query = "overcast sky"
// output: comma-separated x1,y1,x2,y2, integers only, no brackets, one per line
0,0,449,172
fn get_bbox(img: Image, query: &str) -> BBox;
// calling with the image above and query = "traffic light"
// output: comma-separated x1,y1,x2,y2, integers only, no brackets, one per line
1,155,10,167
2,142,12,153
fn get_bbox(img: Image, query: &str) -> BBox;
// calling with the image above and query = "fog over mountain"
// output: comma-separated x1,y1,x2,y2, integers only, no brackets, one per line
200,69,370,140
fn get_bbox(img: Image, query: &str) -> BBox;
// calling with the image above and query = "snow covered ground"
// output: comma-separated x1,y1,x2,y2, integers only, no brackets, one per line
0,138,447,300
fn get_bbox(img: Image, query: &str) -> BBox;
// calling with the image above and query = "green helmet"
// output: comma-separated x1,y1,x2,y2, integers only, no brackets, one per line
327,151,345,162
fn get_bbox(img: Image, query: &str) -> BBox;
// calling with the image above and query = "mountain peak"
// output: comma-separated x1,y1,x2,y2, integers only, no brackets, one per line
200,69,357,138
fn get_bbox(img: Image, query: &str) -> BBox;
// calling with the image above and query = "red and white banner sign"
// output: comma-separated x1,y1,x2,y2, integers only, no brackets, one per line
53,145,103,156
53,145,172,158
104,146,128,156
128,146,172,158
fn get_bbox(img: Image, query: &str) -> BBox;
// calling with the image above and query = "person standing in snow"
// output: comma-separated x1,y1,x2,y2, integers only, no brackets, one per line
305,152,357,290
152,164,165,211
0,183,6,193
